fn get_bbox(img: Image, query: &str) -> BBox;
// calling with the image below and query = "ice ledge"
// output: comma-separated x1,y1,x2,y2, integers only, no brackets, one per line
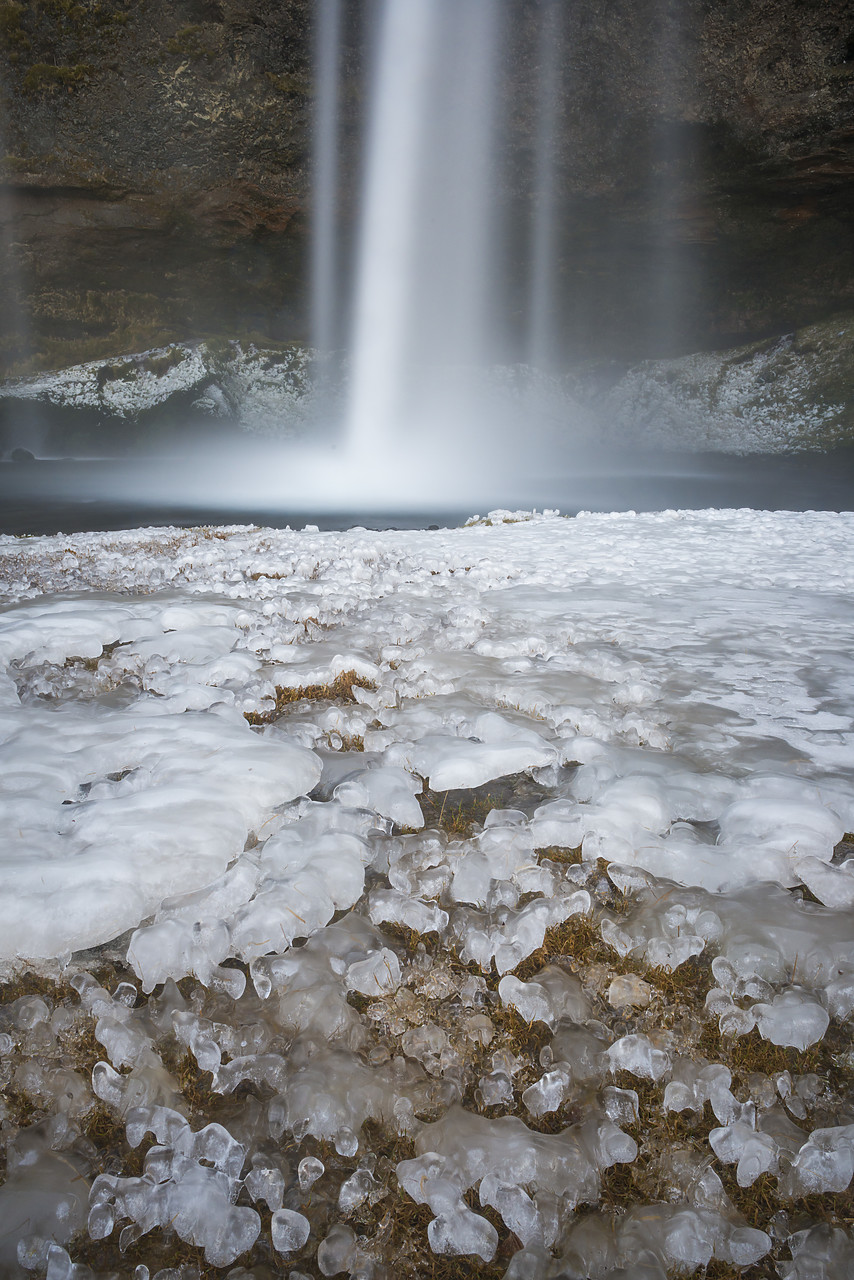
0,339,316,435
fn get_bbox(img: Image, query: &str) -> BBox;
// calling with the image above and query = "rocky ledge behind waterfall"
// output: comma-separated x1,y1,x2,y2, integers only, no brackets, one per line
1,314,852,459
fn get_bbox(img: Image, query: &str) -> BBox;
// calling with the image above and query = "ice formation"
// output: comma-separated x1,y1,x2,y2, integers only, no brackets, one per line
89,1110,261,1266
0,509,852,1277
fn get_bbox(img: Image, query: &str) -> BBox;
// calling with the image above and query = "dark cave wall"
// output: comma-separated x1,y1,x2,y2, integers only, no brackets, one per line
0,0,852,375
0,0,323,372
499,0,854,361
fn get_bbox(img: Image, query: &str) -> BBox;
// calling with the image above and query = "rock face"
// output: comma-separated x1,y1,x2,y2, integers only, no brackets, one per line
0,0,852,379
518,0,854,362
0,0,318,373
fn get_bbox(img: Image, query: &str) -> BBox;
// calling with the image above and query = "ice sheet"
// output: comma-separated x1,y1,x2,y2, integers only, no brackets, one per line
0,509,853,1276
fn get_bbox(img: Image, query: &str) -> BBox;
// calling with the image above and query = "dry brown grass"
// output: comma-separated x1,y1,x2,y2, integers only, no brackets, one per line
81,1105,155,1179
244,671,376,725
511,913,605,982
0,968,76,1005
537,844,584,867
376,1191,512,1280
156,1045,221,1124
73,1227,251,1279
416,786,506,837
696,1018,849,1086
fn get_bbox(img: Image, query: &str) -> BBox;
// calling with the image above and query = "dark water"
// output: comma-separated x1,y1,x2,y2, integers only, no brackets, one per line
1,448,853,537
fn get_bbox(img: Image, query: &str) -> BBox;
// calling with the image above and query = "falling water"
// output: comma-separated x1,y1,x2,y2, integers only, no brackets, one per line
345,0,500,456
311,0,342,356
527,0,564,372
645,0,695,357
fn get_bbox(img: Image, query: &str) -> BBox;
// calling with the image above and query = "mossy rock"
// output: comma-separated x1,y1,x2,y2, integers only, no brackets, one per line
22,60,93,91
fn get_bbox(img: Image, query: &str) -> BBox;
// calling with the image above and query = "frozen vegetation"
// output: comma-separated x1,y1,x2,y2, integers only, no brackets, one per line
0,508,852,1277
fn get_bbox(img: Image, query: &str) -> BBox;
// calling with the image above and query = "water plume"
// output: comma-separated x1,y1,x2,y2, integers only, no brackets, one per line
346,0,500,458
311,0,342,357
526,0,564,372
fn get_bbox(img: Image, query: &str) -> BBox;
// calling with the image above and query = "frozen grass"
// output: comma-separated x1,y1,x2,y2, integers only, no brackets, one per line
2,818,852,1276
244,671,377,727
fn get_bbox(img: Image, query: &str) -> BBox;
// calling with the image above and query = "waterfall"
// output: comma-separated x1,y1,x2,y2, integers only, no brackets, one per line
345,0,500,455
311,0,342,356
527,0,564,372
304,0,578,506
645,0,694,357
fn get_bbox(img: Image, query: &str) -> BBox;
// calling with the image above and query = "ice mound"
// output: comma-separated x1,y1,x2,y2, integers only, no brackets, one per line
551,1203,771,1274
90,1110,260,1266
793,855,854,910
0,591,245,670
0,701,320,959
752,989,830,1050
0,1149,89,1273
368,886,449,935
332,762,424,828
780,1225,854,1279
498,965,590,1028
779,1125,854,1196
128,800,372,989
709,1121,780,1187
663,1058,741,1123
266,1043,441,1155
606,1033,671,1081
544,1023,612,1089
257,640,379,694
607,972,652,1009
407,714,556,790
601,873,854,1042
244,913,402,1048
571,774,848,894
397,1104,637,1258
1,590,275,716
451,889,590,973
271,1207,311,1254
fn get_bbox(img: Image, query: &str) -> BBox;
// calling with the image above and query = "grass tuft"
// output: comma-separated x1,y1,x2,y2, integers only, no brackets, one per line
22,60,92,91
244,670,376,725
416,787,504,837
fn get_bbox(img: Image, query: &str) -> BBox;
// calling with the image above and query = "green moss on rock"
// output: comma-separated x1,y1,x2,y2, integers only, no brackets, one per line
0,0,29,53
22,60,93,91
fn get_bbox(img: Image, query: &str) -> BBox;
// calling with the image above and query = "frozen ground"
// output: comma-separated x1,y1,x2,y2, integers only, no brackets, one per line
0,508,852,1278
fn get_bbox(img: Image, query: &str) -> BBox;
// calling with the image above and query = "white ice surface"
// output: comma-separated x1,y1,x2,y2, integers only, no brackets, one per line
0,509,851,965
1,509,853,1274
0,699,320,959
